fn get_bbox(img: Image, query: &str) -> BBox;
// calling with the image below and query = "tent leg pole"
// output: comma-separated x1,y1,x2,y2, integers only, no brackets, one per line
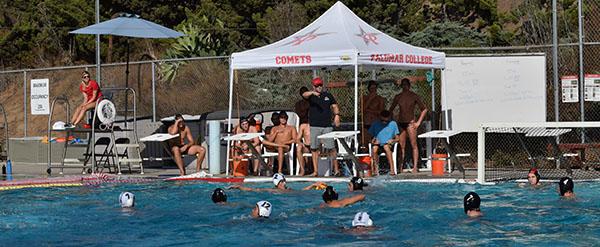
225,63,234,176
431,69,435,115
354,60,359,145
441,69,449,130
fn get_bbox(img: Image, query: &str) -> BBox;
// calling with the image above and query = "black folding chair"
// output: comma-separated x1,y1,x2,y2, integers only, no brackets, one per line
94,137,114,173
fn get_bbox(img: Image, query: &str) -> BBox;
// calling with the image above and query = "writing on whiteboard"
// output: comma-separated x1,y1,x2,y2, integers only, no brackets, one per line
442,56,546,132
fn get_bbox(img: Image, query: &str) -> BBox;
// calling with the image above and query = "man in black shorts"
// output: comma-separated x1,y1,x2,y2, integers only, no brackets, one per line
168,114,207,176
302,77,341,176
389,78,428,173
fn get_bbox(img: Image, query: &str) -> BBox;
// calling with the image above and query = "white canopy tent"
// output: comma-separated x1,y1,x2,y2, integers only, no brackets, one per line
225,1,446,174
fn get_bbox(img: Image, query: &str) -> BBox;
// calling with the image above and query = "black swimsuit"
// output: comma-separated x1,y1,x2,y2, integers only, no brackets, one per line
398,122,410,130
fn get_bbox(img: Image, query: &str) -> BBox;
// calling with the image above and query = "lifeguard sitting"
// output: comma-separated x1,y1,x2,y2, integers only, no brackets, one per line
65,70,103,128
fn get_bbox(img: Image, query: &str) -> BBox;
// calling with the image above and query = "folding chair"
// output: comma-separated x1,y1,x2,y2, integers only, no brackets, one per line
93,137,115,173
263,144,295,176
114,137,144,174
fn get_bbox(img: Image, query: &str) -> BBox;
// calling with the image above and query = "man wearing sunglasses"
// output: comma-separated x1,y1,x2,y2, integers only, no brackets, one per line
302,77,341,177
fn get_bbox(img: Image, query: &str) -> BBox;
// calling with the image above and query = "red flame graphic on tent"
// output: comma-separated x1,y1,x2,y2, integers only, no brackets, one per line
282,27,334,46
356,26,380,45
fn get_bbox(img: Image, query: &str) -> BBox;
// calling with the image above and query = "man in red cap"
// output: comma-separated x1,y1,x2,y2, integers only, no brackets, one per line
302,77,341,176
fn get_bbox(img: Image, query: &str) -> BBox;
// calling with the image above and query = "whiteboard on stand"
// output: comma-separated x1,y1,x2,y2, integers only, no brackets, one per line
441,55,547,132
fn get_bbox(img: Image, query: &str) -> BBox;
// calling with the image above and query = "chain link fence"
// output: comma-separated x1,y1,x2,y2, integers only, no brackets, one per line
0,57,231,137
444,0,600,181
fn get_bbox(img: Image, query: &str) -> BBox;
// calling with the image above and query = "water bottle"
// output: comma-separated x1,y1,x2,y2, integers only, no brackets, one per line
6,160,12,180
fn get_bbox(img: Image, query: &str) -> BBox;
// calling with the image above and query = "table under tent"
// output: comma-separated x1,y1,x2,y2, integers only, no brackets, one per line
225,1,447,176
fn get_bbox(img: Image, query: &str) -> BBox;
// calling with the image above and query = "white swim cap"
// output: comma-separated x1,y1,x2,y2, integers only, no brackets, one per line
256,200,272,218
273,173,285,187
52,121,65,130
352,212,373,227
119,192,135,208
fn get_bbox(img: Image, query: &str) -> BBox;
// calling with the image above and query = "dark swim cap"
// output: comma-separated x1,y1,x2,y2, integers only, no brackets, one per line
212,188,227,203
322,186,339,202
559,177,574,196
463,192,481,214
529,168,541,183
350,177,366,190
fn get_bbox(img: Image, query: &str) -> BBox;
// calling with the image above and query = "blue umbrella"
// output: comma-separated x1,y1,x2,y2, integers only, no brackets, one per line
71,13,183,124
70,13,184,38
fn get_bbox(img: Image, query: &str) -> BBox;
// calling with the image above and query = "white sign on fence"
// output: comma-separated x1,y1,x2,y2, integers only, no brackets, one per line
584,74,600,101
561,75,579,103
30,78,49,115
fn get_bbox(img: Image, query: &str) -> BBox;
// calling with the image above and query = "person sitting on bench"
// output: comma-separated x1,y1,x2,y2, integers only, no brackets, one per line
168,114,206,176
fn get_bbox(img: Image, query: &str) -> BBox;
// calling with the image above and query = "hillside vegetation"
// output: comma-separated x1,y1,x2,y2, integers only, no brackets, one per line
0,0,587,136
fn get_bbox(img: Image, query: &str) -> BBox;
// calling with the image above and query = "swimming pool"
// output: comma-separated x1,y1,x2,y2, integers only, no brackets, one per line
1,180,599,246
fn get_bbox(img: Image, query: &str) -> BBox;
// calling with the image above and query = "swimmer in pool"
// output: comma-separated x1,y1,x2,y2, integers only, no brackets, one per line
464,192,483,218
119,192,135,208
229,173,326,192
352,211,374,229
320,186,365,208
251,200,272,218
343,211,376,234
348,176,367,192
527,168,541,186
558,177,575,198
519,168,542,188
212,188,227,204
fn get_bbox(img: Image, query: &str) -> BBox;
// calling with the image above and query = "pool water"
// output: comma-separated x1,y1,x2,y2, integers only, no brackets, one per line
1,180,600,246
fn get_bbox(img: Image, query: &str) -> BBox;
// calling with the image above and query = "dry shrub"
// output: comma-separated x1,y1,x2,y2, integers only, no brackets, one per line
156,59,229,117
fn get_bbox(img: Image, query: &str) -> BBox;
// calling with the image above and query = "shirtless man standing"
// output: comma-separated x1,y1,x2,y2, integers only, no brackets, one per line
233,118,262,175
294,86,311,176
168,114,206,176
362,81,386,146
267,111,298,174
388,78,428,173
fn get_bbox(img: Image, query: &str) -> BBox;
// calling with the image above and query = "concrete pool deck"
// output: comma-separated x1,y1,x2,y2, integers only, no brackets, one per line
0,162,478,183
